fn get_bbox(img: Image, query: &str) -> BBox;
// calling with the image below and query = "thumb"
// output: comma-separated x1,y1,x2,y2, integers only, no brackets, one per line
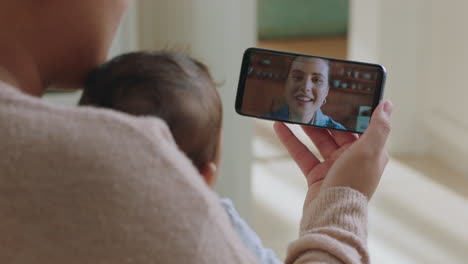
361,100,393,148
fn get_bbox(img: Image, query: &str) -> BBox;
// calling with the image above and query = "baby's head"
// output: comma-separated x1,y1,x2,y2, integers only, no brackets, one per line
80,51,223,187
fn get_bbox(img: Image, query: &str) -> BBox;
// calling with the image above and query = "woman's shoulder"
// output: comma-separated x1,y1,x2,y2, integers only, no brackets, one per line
261,104,289,119
314,109,347,130
0,82,190,176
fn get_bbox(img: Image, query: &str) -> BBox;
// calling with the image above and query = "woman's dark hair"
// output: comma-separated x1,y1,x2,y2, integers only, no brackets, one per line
80,51,222,168
287,56,331,78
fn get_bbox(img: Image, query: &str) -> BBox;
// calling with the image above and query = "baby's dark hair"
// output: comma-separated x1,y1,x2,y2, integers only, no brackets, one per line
79,51,222,168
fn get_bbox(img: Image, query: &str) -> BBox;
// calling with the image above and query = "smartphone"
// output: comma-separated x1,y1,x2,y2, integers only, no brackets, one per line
235,48,386,134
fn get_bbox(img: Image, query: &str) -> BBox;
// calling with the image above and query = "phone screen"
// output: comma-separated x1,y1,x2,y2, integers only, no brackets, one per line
235,48,386,133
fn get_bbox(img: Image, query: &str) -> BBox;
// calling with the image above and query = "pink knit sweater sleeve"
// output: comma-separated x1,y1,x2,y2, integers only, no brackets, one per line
285,187,369,264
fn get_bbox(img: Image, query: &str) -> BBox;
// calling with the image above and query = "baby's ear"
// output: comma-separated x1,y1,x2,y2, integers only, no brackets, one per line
198,162,218,188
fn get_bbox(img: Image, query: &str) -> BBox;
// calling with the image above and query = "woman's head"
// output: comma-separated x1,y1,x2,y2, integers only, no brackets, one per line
284,57,330,123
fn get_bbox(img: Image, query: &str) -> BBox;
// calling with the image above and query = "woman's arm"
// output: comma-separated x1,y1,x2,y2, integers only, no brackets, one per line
286,187,368,264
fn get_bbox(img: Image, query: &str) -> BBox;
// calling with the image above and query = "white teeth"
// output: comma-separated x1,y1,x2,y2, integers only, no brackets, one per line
296,96,312,102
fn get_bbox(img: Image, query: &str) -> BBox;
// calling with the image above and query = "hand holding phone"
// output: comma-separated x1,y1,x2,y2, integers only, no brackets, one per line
273,100,393,204
235,48,386,133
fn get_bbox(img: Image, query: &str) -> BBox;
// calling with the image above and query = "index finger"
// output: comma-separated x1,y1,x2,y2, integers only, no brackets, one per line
273,122,320,176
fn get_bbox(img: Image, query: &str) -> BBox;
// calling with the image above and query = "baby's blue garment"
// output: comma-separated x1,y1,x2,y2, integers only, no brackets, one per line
220,198,283,264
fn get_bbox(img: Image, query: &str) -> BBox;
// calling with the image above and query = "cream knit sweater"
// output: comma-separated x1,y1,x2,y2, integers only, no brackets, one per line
0,82,369,264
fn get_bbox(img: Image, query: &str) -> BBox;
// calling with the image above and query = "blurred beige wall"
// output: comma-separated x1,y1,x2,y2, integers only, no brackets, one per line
349,0,468,175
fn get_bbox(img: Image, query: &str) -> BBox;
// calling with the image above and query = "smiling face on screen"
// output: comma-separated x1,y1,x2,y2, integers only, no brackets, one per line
284,57,329,123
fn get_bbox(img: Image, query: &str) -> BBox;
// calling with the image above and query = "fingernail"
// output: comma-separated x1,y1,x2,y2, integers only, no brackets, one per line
383,101,393,117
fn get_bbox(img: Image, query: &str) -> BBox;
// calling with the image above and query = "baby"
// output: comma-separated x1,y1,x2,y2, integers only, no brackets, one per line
79,51,281,264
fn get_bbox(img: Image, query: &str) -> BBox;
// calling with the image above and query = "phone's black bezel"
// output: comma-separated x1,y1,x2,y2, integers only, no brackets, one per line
235,47,387,134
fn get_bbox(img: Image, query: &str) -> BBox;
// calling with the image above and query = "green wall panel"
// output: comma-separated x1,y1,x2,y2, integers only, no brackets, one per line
258,0,349,39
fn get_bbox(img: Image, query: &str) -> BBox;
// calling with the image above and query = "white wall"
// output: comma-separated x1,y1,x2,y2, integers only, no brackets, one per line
350,3,468,262
349,0,468,173
109,3,140,56
137,0,257,219
348,0,381,63
423,1,468,174
349,0,428,154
